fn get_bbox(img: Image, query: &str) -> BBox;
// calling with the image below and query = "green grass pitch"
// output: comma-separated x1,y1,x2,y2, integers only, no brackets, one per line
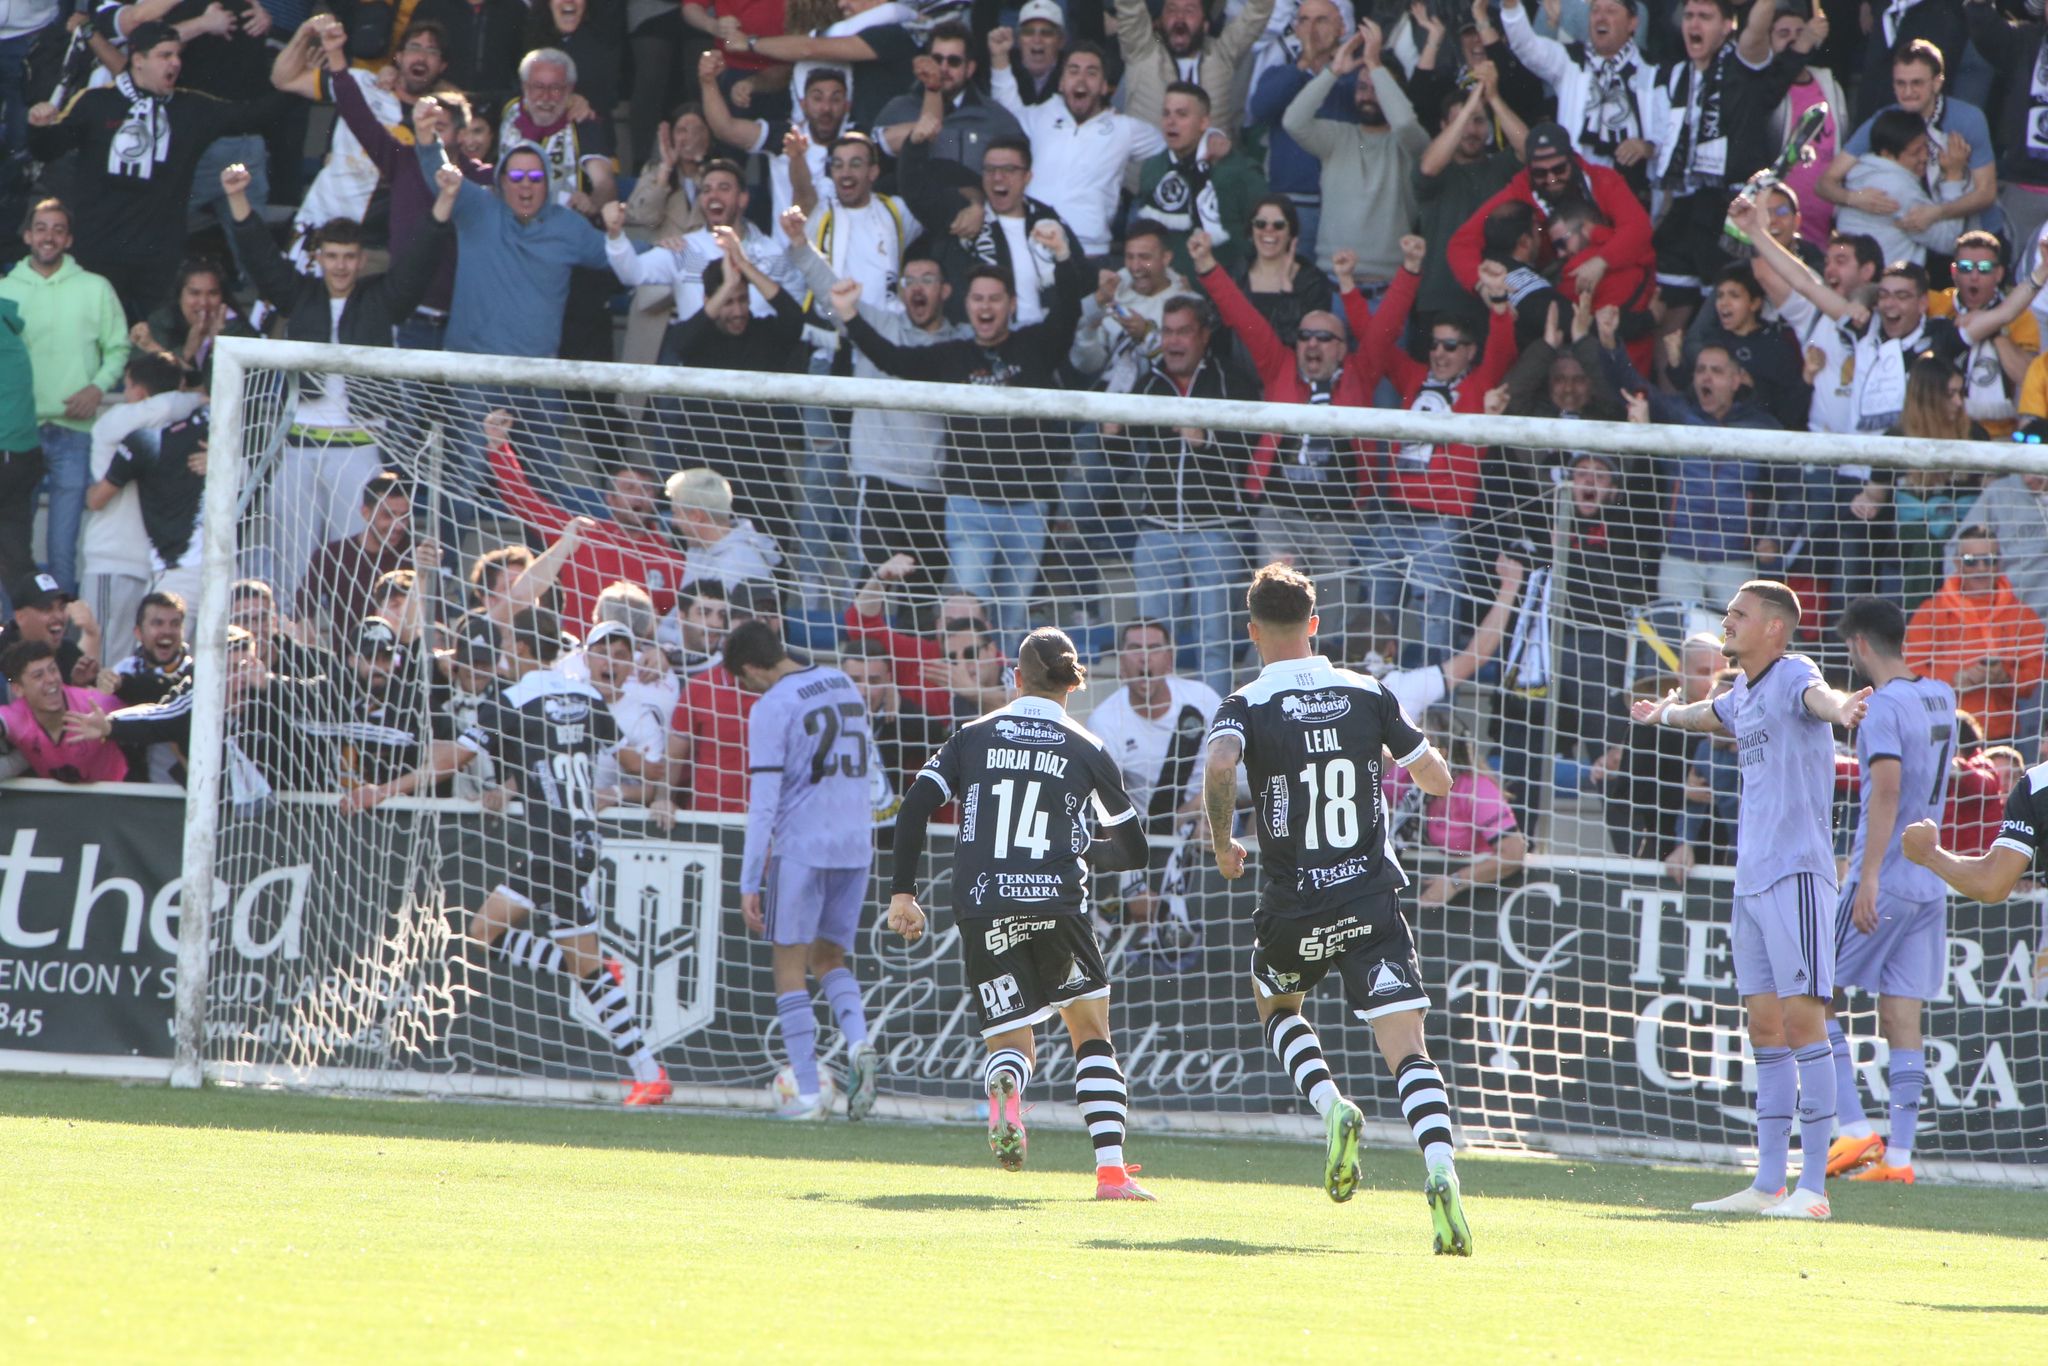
1,1076,2042,1362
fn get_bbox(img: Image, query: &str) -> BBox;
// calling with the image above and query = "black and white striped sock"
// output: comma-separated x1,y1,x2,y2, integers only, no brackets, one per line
1397,1054,1455,1170
1266,1008,1341,1117
578,970,661,1083
983,1047,1032,1099
1075,1039,1129,1171
495,929,564,976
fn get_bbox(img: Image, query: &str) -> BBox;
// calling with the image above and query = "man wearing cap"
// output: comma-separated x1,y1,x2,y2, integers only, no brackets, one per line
1499,0,1657,181
988,26,1168,258
0,573,102,706
1001,0,1070,106
1116,0,1274,142
25,22,295,320
1446,120,1657,363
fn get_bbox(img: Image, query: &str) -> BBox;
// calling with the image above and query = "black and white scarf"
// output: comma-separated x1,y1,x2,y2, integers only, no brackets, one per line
1143,150,1227,248
109,74,172,181
1660,40,1733,192
1572,39,1645,156
2028,41,2048,160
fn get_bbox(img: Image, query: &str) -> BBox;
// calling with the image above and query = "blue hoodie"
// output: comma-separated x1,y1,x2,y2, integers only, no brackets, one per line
423,142,613,358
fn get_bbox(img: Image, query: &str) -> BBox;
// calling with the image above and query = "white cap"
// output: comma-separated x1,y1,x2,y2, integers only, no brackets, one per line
1018,0,1066,29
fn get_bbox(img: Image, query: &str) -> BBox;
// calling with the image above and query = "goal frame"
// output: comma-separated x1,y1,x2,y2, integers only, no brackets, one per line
173,336,2046,1186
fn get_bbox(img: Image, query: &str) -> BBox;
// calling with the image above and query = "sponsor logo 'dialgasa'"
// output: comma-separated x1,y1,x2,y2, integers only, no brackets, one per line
1280,691,1352,724
993,717,1066,746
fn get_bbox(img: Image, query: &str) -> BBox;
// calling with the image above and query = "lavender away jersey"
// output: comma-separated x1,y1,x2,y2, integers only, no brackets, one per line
1848,675,1958,902
1711,653,1840,895
741,666,875,889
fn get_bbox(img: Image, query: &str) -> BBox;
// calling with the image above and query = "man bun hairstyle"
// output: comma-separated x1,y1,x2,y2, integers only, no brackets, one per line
1019,626,1086,692
1247,561,1315,626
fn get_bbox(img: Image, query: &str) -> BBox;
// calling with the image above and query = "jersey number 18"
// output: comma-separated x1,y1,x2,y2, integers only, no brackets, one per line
1298,757,1360,851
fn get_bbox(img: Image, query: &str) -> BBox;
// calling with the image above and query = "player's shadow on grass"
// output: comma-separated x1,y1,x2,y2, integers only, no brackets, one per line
1905,1303,2048,1316
1081,1237,1350,1258
1592,1207,2048,1240
835,1192,1058,1212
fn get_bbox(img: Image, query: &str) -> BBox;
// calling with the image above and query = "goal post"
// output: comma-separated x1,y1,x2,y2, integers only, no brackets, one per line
160,335,2047,1185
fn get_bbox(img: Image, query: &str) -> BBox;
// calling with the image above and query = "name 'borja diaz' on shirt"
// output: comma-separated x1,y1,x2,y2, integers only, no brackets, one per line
899,696,1142,920
1207,655,1430,917
1710,652,1839,895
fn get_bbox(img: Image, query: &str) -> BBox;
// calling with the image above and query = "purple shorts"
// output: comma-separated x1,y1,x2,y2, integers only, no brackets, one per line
1731,871,1836,1000
765,860,868,949
1833,884,1947,1001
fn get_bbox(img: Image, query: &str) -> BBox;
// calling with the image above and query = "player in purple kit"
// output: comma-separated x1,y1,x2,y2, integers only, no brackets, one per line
729,620,883,1121
1631,581,1870,1220
1824,599,1957,1186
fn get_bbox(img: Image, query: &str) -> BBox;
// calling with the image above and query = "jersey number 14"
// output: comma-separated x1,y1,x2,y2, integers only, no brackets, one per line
989,778,1053,860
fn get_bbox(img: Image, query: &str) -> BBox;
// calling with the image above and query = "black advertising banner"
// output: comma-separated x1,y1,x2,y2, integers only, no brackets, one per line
1,786,2041,1172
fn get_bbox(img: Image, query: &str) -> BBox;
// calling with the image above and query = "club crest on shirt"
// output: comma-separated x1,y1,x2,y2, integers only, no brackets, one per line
1280,691,1352,724
993,717,1066,746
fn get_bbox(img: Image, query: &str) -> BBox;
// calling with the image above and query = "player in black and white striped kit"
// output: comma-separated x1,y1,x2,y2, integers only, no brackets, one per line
888,627,1155,1200
1203,562,1474,1256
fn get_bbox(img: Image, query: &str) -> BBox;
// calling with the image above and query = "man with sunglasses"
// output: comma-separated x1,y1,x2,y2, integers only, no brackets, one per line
1187,227,1385,647
1927,231,2039,440
1499,0,1656,181
1346,239,1519,666
874,20,1020,173
1906,528,2045,746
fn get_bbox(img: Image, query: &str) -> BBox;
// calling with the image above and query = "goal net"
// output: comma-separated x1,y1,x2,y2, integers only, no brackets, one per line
167,336,2045,1185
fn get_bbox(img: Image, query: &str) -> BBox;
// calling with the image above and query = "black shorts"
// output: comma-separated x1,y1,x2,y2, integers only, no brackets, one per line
960,913,1110,1039
1653,187,1738,293
1250,891,1431,1022
493,828,600,933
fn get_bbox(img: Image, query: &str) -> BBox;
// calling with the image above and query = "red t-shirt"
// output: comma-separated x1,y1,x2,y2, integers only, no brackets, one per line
673,664,755,812
717,0,787,73
489,440,689,627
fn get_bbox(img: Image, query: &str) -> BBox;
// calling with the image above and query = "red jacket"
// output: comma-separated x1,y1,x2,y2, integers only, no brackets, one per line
1199,263,1385,500
842,602,955,715
1348,266,1518,519
672,664,755,812
1945,753,2008,856
1447,161,1654,300
488,439,690,629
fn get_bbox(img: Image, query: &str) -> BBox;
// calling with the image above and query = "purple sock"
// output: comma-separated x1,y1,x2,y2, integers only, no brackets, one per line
819,967,869,1047
1887,1048,1926,1164
776,991,820,1096
1753,1046,1795,1193
1794,1042,1836,1194
1827,1019,1868,1129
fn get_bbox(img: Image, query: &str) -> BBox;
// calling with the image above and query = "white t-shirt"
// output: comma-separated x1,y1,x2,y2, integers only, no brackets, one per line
1777,293,1859,443
1383,664,1446,722
811,195,918,305
989,69,1167,255
293,297,352,427
995,213,1048,325
82,392,208,582
1087,676,1223,815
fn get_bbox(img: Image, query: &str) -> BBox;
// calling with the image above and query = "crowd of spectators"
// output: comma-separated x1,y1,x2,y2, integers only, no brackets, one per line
6,0,2048,883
